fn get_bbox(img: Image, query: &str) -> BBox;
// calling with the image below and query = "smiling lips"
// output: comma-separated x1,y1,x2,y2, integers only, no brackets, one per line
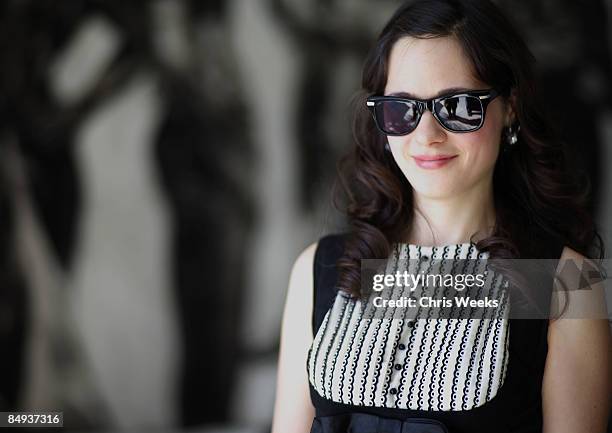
412,154,458,169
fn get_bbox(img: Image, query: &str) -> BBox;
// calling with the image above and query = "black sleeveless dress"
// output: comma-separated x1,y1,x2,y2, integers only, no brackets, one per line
308,233,564,433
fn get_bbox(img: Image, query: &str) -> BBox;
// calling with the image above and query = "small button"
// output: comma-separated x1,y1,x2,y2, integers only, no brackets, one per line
394,363,402,370
389,387,398,395
398,343,406,350
407,321,415,328
421,255,429,261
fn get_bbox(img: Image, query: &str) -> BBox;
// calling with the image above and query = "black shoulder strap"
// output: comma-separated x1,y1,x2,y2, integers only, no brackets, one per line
509,232,566,381
312,233,348,337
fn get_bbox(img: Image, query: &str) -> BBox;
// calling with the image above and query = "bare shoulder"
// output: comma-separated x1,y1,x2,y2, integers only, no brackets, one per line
543,245,611,433
286,241,318,300
557,245,591,265
554,245,605,304
549,245,611,338
283,241,319,325
556,245,604,276
290,241,318,283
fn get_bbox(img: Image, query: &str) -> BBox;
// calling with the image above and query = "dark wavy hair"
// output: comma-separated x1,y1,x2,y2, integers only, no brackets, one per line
333,0,604,300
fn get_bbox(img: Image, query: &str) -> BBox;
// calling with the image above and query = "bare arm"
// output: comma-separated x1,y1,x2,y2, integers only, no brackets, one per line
542,246,612,433
270,242,317,433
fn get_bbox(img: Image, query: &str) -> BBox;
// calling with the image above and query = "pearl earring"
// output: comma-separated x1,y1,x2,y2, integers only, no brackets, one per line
505,123,520,146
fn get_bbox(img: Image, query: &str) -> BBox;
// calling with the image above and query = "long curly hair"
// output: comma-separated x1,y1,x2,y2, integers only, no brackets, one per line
333,0,604,300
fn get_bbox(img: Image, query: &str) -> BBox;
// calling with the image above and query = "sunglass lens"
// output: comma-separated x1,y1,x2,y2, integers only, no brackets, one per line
435,95,483,131
375,100,419,135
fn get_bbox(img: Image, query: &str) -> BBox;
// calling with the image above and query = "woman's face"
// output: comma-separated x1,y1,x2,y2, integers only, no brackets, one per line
384,36,513,200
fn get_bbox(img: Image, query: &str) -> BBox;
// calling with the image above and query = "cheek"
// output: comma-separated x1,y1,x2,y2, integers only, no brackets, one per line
458,105,505,165
387,136,406,157
460,127,501,165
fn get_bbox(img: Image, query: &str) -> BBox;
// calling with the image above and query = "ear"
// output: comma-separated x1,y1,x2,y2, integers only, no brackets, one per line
504,88,518,127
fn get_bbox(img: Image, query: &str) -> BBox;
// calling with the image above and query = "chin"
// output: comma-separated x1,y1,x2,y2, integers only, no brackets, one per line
410,183,458,200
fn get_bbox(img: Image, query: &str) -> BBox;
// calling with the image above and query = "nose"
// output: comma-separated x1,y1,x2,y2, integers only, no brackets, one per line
413,110,447,146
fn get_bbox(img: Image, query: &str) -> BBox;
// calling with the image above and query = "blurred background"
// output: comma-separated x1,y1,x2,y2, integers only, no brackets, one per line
0,0,611,432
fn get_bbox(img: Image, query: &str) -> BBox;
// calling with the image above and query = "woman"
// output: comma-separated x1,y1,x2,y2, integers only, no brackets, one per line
271,0,611,432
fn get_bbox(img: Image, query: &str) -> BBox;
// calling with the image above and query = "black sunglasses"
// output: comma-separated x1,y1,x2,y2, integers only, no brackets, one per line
366,89,500,135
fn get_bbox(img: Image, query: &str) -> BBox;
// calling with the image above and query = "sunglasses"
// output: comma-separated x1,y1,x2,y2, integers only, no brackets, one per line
366,88,500,135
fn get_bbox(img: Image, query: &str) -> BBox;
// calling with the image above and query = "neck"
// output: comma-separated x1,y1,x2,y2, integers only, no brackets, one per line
405,183,496,247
